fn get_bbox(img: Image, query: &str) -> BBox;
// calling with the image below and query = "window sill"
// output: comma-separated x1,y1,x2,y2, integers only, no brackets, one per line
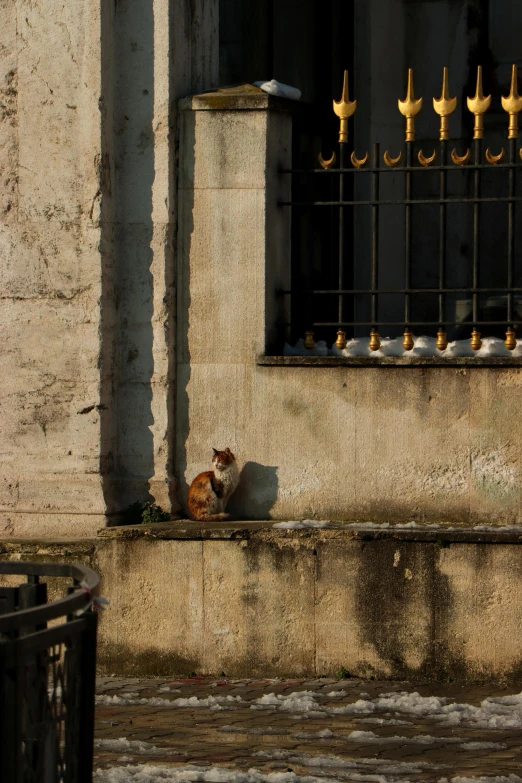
258,355,522,368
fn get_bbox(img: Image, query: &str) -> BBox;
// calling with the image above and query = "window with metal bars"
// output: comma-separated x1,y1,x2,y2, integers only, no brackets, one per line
280,65,522,359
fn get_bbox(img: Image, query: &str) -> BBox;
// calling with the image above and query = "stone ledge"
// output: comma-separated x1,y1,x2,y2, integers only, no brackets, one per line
258,355,522,368
97,520,522,544
179,83,297,112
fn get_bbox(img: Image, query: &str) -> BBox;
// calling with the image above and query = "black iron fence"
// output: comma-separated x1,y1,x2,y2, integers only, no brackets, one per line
0,562,99,783
281,66,522,353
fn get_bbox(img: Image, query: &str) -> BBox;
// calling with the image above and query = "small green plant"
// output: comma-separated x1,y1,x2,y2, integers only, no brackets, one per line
436,539,450,549
336,665,350,680
218,670,226,678
122,501,171,526
142,502,171,524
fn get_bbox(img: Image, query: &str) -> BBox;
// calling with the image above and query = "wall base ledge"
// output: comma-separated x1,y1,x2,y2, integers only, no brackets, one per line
97,520,522,544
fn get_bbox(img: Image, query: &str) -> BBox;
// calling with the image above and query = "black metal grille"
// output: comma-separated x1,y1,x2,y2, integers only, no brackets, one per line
0,562,99,783
280,75,522,352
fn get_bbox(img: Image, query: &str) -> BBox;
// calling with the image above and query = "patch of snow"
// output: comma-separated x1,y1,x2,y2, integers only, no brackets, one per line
94,762,403,783
439,777,522,783
459,741,507,750
253,80,301,101
272,521,334,530
94,738,177,756
285,335,522,359
95,694,243,709
250,688,522,729
253,749,445,774
218,726,288,736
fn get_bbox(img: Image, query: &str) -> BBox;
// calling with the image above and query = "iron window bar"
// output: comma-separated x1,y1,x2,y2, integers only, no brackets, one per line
281,65,522,354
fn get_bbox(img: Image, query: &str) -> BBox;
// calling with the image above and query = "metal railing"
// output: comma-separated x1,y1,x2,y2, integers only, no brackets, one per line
281,65,522,353
0,562,99,783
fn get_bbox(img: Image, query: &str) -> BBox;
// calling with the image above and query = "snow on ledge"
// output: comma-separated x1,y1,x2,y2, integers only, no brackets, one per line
284,335,522,359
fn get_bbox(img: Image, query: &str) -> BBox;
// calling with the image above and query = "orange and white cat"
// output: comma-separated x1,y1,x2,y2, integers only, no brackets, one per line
187,448,239,521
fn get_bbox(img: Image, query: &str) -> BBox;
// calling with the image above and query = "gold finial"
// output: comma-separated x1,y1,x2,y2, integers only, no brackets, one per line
351,150,369,168
398,68,422,142
485,147,505,164
333,70,357,143
505,328,517,350
304,331,315,349
470,329,482,351
433,67,457,141
501,65,522,139
335,329,347,350
418,149,436,166
318,151,336,169
369,330,381,351
402,329,414,351
451,147,471,166
436,329,448,351
467,66,491,140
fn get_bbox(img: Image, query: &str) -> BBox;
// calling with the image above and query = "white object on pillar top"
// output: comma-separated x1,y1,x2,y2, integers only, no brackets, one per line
253,80,302,101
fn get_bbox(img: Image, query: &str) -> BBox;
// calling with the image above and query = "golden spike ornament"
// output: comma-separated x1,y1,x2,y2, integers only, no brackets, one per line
383,150,403,168
418,149,436,167
304,331,315,350
351,150,369,168
485,147,505,164
470,329,482,351
433,67,457,141
369,330,381,351
436,329,448,351
467,66,491,140
402,329,414,351
451,147,471,166
505,328,517,350
502,64,522,140
398,68,423,142
318,151,336,170
333,70,357,143
335,330,347,350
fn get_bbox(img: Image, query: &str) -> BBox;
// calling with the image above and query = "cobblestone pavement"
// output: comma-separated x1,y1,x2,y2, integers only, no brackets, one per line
94,677,522,782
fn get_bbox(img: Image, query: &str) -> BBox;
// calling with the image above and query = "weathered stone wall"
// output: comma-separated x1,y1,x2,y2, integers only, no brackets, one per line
0,0,218,538
177,91,522,526
2,525,522,681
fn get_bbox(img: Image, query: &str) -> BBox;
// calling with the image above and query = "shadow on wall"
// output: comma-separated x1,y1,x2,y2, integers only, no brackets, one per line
227,461,279,520
99,0,156,517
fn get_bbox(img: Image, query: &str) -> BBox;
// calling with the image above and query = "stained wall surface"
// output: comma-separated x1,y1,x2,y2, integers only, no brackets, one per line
177,92,522,527
2,527,522,681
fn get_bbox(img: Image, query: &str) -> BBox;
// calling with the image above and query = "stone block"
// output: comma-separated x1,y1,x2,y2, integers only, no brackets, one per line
96,539,204,674
201,538,315,676
469,368,522,525
180,110,269,191
179,188,265,364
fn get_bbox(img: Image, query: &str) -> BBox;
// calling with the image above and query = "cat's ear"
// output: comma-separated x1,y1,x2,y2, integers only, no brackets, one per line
212,447,219,455
225,447,233,456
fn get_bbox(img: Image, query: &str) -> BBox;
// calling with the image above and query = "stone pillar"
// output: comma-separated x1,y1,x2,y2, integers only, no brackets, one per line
176,85,292,511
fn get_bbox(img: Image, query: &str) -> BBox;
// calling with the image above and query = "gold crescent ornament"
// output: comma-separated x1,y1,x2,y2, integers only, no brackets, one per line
350,150,369,168
451,147,471,166
383,150,403,168
485,147,505,164
318,151,336,170
418,149,436,167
